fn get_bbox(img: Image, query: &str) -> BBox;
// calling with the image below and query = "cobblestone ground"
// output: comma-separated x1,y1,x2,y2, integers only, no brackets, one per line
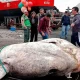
0,28,79,80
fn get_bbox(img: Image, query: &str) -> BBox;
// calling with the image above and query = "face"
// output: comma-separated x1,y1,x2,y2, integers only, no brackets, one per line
46,16,50,20
24,11,29,16
32,13,36,17
40,9,44,14
72,8,76,15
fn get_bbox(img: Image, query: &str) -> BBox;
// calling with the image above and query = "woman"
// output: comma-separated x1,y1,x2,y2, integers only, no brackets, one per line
30,11,38,42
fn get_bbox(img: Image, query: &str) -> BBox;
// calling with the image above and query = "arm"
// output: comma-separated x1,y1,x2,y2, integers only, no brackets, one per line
74,16,80,25
61,16,64,24
38,19,43,32
71,16,80,27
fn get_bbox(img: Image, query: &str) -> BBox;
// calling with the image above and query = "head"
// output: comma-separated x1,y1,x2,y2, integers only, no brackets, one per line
50,10,54,16
72,7,79,15
24,10,29,16
64,11,69,16
21,7,29,16
45,13,51,20
31,11,36,18
39,8,44,14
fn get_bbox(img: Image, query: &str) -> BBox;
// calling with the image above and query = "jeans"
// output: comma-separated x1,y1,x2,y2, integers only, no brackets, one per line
40,32,48,39
60,25,70,38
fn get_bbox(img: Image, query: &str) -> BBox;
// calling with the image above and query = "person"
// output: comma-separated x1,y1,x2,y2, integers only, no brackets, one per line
60,11,70,39
30,11,38,42
38,13,51,39
50,10,57,30
71,7,80,47
21,9,31,42
7,18,15,29
37,8,45,26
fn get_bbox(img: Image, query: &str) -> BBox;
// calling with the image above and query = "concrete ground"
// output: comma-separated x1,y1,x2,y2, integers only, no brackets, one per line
0,27,72,48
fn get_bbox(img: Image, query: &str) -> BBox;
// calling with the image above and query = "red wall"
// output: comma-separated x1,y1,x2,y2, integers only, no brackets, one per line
0,0,54,10
0,0,20,10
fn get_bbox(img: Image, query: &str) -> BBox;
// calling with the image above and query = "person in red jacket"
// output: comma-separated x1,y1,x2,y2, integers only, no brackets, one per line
38,13,51,39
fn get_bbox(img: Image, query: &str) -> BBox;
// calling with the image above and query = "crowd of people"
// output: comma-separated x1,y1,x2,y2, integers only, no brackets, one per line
21,7,80,47
21,8,53,42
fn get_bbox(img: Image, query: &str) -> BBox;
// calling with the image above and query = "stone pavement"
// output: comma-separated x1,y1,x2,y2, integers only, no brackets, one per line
0,28,72,48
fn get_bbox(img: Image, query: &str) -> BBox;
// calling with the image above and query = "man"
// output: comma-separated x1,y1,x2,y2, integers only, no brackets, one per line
37,8,45,26
60,11,70,39
21,9,31,42
38,13,51,39
71,7,80,47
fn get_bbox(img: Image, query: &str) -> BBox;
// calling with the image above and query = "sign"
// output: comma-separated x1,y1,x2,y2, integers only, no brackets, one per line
0,0,54,10
0,0,18,3
30,0,54,6
0,0,20,10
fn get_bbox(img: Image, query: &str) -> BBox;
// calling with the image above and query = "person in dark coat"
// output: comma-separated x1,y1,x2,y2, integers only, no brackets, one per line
30,11,38,42
71,7,80,47
60,11,70,39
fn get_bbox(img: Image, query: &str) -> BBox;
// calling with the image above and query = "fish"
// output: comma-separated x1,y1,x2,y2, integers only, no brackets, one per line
0,38,79,79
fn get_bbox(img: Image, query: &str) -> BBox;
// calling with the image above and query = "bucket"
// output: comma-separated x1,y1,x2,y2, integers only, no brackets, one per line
10,27,16,31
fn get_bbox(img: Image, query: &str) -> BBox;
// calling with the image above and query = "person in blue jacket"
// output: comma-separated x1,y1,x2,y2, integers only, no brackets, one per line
60,11,70,39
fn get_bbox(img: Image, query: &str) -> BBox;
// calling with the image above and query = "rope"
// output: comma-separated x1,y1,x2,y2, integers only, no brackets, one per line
0,45,8,74
0,59,7,73
8,77,22,80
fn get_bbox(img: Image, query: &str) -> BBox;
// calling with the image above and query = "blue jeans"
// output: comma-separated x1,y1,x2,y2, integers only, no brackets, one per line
60,25,70,38
40,32,48,39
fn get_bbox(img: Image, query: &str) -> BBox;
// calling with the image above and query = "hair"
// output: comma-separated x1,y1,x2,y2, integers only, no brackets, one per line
39,8,44,11
45,13,51,17
72,7,79,12
65,11,68,13
31,11,36,15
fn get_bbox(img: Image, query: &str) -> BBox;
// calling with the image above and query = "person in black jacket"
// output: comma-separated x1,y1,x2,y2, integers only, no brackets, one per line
30,11,38,42
60,11,70,39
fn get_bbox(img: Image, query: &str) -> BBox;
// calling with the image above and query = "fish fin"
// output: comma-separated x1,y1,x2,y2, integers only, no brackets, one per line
0,65,9,79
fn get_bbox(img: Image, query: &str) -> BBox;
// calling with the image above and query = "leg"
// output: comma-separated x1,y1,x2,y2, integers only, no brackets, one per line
65,25,70,38
42,32,48,39
71,33,76,46
34,30,38,41
24,29,30,42
60,25,66,38
76,32,80,47
30,30,34,42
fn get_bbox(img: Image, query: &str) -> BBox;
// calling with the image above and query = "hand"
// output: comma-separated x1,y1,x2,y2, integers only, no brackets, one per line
71,23,75,27
24,26,27,29
41,32,45,36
